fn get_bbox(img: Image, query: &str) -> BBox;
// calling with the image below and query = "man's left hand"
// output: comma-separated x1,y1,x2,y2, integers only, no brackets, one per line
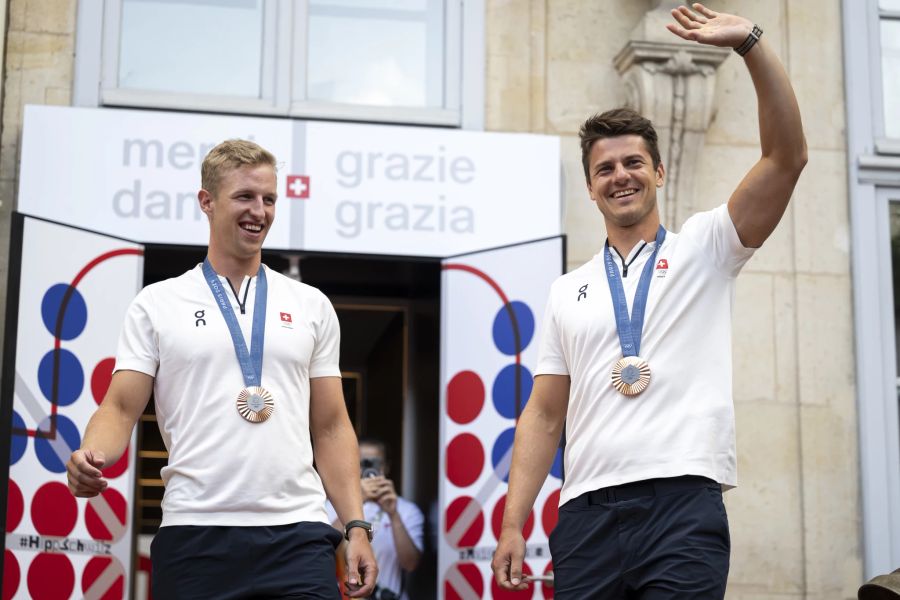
343,532,378,598
666,3,753,48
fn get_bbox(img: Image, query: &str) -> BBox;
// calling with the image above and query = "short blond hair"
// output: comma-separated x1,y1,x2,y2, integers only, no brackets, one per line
201,139,276,195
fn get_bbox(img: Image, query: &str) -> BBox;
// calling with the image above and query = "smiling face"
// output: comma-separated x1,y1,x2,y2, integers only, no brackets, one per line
586,134,665,231
200,163,277,265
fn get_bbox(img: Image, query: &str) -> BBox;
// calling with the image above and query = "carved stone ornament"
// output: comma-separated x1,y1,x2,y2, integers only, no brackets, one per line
613,5,730,229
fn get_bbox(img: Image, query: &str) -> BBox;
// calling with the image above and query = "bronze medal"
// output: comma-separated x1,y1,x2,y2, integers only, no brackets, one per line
237,386,274,423
611,356,651,396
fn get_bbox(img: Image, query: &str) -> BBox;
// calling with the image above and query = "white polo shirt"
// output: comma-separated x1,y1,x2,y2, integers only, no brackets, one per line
115,264,342,527
536,205,755,506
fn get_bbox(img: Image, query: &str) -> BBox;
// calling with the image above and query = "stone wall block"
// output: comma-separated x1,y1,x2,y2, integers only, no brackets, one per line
560,133,604,268
773,274,799,405
786,0,846,152
486,0,532,55
0,71,24,182
799,404,863,599
16,31,74,71
792,149,851,276
733,273,777,402
8,0,26,32
44,86,71,106
705,0,785,146
690,144,797,275
546,1,646,64
4,30,26,71
546,59,616,134
796,274,855,406
24,0,76,34
730,400,805,593
485,54,532,131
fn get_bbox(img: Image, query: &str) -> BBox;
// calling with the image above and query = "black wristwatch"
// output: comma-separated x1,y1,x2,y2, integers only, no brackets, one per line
344,519,373,541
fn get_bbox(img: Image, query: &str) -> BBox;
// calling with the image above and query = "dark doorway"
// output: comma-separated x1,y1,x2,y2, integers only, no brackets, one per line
136,246,442,597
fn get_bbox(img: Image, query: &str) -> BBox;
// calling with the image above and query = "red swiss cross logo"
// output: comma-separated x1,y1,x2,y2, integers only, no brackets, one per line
656,258,669,270
286,175,310,199
280,312,292,323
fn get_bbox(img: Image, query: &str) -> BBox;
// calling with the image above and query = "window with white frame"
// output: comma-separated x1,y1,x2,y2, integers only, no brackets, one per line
77,0,481,127
881,0,900,139
844,0,900,579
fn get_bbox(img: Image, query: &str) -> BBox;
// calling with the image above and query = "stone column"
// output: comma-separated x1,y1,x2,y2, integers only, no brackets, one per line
613,2,729,229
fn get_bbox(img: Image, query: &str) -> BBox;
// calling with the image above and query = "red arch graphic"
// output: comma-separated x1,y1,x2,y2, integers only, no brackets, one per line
16,248,144,439
442,263,527,419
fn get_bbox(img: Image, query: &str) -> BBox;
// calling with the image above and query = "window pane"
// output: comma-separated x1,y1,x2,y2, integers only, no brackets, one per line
892,202,900,376
119,0,264,97
307,0,444,108
881,0,900,10
882,20,900,138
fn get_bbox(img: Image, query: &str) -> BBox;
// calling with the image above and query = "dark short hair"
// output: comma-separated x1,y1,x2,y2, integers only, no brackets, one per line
358,437,388,461
579,108,661,182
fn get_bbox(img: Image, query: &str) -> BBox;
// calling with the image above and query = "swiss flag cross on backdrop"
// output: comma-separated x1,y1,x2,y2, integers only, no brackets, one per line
286,175,310,199
280,312,292,323
656,259,669,269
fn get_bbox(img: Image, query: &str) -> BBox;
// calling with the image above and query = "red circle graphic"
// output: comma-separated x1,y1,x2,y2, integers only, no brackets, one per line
447,370,485,424
85,488,128,542
3,550,20,600
82,556,125,600
445,496,484,548
446,433,485,488
541,489,561,537
6,479,24,532
27,553,75,600
91,357,116,405
31,482,78,537
444,561,484,600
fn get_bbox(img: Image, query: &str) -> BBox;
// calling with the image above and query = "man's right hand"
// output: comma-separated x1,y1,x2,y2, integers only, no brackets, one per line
343,530,378,598
491,528,530,591
66,449,109,497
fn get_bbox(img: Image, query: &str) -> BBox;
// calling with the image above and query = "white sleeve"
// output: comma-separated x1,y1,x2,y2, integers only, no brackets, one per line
309,293,342,378
399,498,425,552
324,499,338,524
680,204,755,278
114,288,159,377
534,284,568,376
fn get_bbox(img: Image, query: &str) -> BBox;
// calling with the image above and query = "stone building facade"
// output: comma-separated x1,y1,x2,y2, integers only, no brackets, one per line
0,1,885,598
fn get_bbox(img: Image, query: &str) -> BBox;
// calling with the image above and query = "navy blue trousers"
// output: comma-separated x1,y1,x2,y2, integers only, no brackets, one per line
151,521,343,600
549,476,730,599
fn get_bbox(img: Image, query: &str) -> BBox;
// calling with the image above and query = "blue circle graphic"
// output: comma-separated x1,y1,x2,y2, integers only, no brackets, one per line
41,283,88,340
492,301,535,356
492,363,534,419
35,414,81,473
491,427,517,483
550,447,564,480
38,349,84,406
10,411,27,465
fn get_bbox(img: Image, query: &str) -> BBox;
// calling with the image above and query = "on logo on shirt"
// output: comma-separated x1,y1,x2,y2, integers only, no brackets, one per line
280,312,293,328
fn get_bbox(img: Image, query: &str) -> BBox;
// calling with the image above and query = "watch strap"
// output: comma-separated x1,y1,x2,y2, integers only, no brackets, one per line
344,519,373,541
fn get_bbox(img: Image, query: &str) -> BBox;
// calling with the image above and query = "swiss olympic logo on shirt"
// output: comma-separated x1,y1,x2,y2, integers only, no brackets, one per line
280,312,293,328
655,258,669,278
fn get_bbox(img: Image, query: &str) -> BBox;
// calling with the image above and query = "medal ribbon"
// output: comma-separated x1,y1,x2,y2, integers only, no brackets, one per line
603,226,666,357
202,258,268,387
